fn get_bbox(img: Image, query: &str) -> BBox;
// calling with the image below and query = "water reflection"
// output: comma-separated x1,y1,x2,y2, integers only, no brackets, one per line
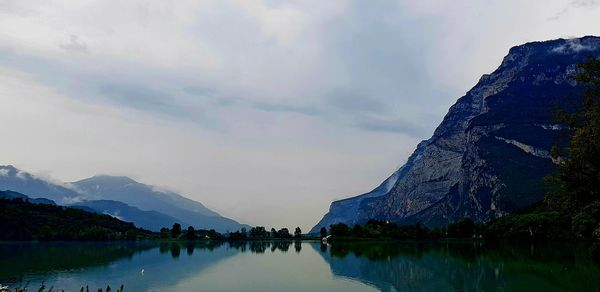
315,241,600,292
227,240,301,254
0,240,598,291
0,241,236,291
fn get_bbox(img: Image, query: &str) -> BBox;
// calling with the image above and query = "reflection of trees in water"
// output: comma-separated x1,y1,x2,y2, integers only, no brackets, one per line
250,241,268,253
317,241,600,291
170,243,181,258
294,241,302,253
272,241,290,252
159,241,225,258
320,243,327,253
2,240,236,290
226,241,297,254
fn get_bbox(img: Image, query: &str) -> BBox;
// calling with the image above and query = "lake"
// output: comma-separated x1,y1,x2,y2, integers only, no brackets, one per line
1,240,599,291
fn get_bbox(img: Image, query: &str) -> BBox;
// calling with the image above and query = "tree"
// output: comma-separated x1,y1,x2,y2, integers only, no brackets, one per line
329,223,350,237
171,223,182,238
294,227,302,238
125,229,137,240
186,226,196,240
250,226,268,238
159,227,170,239
270,228,277,238
278,228,291,238
447,218,475,238
319,227,327,239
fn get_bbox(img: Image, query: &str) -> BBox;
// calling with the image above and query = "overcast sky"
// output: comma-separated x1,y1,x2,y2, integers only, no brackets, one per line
0,0,599,230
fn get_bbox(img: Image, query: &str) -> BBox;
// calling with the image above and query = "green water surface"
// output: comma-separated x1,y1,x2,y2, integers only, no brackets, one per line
0,240,598,291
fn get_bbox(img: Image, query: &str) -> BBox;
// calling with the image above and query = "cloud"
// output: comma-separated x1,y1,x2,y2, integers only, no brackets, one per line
354,116,426,137
99,83,173,113
549,0,599,20
552,38,596,54
250,101,321,116
62,196,85,205
325,90,388,114
59,34,88,53
15,170,29,180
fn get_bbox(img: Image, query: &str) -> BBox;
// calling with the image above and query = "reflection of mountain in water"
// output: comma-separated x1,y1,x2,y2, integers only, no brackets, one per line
313,241,600,292
0,241,235,291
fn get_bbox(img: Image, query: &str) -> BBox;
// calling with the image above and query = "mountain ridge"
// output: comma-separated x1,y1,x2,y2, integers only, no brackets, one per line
0,165,248,232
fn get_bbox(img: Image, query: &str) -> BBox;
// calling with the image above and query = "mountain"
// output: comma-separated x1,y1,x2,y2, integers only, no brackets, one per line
0,165,82,204
72,175,249,232
73,175,220,217
0,166,249,232
0,190,56,205
70,200,184,232
311,36,600,232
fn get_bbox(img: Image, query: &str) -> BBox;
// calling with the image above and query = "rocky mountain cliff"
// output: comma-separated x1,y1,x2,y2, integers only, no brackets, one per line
311,36,600,232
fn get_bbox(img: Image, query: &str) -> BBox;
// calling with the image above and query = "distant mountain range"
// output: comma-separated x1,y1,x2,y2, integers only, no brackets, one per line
0,165,249,232
311,36,600,233
0,189,56,205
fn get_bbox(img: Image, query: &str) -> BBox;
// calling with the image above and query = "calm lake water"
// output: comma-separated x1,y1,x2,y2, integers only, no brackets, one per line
1,240,599,291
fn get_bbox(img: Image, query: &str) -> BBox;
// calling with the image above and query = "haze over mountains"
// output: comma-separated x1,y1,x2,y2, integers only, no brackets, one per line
0,165,248,232
312,36,600,233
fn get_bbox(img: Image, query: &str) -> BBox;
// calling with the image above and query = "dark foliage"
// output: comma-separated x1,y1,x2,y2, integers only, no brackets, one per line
328,219,478,240
185,226,196,240
320,227,328,238
249,226,268,238
273,228,292,239
0,198,153,241
171,223,182,238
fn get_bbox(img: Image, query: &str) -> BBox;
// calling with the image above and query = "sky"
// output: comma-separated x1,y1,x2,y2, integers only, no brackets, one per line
0,0,599,230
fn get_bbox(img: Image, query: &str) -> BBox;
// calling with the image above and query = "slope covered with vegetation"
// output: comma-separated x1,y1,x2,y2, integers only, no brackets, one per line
0,197,154,241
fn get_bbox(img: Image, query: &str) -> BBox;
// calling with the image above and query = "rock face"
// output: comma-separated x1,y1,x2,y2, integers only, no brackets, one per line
311,36,600,232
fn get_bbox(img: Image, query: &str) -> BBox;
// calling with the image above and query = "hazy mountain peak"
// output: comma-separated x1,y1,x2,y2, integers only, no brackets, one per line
82,175,138,185
0,165,82,204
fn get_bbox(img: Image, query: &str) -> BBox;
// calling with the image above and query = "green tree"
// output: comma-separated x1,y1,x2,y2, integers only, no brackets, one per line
329,223,350,237
278,228,291,238
294,227,302,238
185,226,196,240
159,227,170,239
250,226,268,238
319,227,327,238
447,218,475,238
171,223,182,238
270,227,277,238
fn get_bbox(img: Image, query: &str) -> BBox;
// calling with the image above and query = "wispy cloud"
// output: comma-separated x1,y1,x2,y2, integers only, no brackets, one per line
549,0,599,20
59,34,88,53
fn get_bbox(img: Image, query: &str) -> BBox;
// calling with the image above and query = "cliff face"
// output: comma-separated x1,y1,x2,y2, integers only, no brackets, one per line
311,36,600,232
